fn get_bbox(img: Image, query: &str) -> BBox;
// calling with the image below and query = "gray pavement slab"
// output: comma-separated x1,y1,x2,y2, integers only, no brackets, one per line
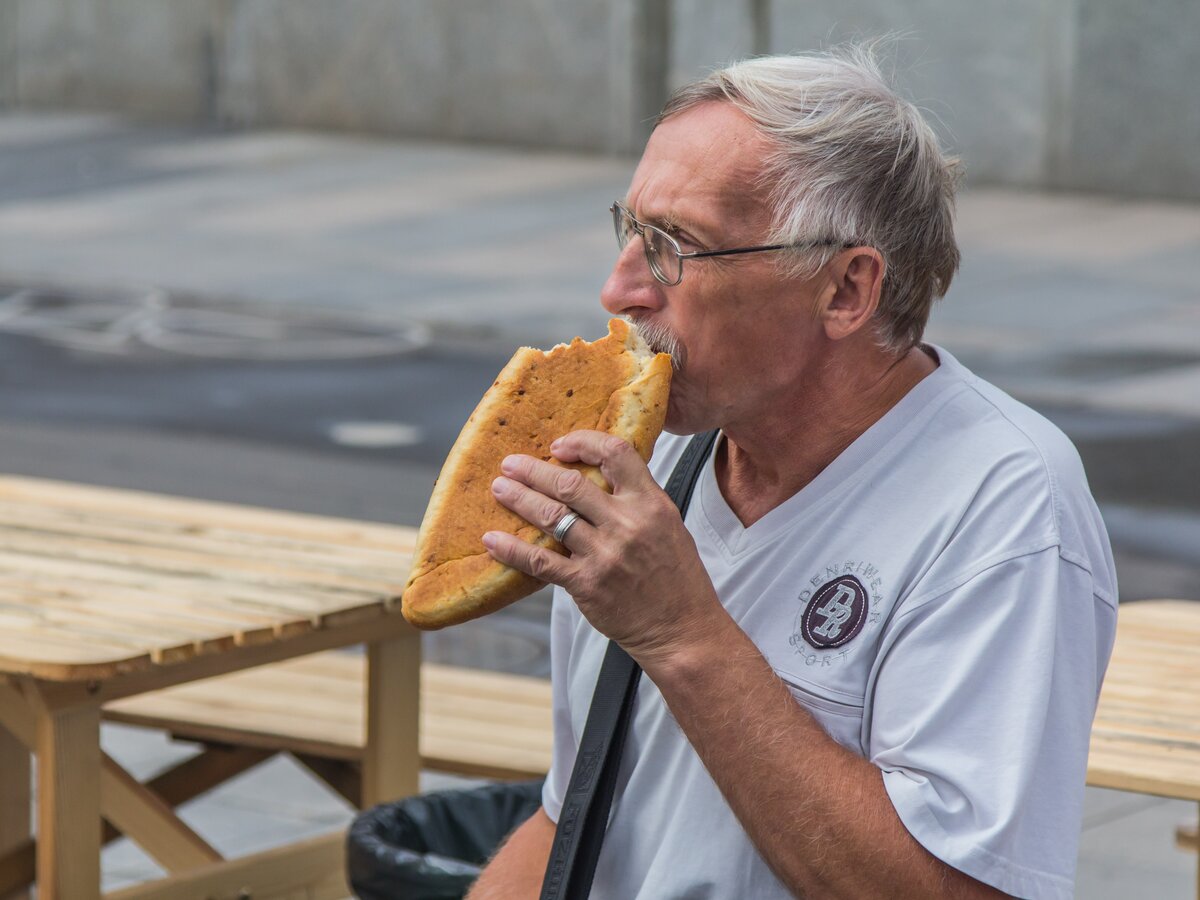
1078,789,1197,899
3,111,1200,896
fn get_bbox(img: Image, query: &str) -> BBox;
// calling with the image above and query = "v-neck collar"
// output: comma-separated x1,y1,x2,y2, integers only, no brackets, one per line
696,346,969,560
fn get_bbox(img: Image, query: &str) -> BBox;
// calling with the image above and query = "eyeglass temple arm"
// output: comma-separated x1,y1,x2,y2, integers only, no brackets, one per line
680,240,847,260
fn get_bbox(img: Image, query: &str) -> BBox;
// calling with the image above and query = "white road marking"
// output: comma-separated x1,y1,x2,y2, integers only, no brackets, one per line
329,421,424,448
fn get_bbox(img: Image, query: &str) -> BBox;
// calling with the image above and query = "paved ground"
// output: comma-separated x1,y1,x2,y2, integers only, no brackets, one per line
2,111,1199,896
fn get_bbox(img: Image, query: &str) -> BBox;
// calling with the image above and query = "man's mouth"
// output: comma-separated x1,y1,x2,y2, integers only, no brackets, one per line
626,316,685,370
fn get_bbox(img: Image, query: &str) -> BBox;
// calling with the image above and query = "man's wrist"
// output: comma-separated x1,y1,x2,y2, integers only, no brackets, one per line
633,609,746,686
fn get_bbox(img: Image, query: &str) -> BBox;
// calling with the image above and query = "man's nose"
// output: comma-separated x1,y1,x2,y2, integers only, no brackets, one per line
600,239,666,317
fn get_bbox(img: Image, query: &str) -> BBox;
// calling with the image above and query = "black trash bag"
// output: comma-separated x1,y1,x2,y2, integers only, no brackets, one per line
347,779,545,900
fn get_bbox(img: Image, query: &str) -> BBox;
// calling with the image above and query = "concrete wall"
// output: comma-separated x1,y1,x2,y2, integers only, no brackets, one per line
215,0,664,151
1,0,1197,199
1,0,670,153
1060,0,1200,199
9,0,225,120
671,0,1200,199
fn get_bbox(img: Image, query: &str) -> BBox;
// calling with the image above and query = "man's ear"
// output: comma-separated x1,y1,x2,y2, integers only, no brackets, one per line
820,248,885,341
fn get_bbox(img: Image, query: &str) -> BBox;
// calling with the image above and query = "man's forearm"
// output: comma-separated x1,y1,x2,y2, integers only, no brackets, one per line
467,806,556,900
640,617,1007,899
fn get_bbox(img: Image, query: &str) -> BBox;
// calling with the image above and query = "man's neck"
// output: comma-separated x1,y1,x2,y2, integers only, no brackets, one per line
715,345,938,527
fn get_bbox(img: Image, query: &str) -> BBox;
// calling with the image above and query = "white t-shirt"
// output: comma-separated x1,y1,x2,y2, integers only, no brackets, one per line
541,346,1118,900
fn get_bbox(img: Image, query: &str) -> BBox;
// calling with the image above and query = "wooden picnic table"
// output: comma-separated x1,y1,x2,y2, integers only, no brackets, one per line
0,474,421,899
1088,598,1200,899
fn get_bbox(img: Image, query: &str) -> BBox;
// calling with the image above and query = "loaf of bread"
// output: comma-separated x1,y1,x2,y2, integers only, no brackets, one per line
402,318,672,629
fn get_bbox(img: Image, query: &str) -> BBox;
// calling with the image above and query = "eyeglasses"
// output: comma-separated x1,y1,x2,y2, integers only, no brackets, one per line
611,201,845,286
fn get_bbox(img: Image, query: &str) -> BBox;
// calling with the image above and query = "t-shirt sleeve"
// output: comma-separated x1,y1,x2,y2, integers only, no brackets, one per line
540,585,580,824
869,546,1117,900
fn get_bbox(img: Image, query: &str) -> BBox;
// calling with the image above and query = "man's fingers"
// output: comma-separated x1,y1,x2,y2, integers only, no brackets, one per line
548,430,658,495
482,530,576,588
498,454,611,525
491,476,596,550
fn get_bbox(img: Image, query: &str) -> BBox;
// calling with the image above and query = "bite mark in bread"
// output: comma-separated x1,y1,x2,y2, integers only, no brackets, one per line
401,319,672,629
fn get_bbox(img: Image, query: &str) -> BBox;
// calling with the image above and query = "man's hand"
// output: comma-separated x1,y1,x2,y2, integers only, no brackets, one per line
482,430,726,668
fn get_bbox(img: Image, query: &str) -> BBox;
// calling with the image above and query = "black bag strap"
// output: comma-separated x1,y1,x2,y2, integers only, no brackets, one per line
540,429,719,900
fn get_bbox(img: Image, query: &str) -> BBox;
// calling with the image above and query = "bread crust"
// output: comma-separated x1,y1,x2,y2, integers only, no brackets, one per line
402,319,672,629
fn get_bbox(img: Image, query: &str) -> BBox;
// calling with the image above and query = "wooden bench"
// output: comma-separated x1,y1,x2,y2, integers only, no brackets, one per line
104,653,553,811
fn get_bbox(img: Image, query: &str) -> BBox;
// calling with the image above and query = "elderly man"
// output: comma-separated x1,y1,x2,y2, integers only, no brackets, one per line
470,47,1116,899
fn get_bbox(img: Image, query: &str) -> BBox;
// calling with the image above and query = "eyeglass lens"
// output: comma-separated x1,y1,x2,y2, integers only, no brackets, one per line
612,205,680,284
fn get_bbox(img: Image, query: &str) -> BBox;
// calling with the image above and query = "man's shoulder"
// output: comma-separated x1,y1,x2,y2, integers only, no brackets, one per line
929,348,1085,488
924,350,1114,594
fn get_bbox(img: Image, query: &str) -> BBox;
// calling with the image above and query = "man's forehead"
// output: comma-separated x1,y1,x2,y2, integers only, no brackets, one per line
628,102,772,232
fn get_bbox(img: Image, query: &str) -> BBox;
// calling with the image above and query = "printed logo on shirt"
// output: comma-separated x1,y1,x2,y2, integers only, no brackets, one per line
789,561,885,664
801,576,868,648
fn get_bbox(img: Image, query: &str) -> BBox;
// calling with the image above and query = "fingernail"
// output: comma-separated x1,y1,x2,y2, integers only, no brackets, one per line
481,532,497,550
491,476,508,495
550,439,562,450
500,455,517,473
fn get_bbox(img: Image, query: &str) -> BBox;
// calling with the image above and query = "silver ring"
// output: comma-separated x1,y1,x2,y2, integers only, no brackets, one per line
552,511,582,543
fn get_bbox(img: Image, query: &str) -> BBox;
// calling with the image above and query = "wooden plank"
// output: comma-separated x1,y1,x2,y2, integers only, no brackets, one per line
0,499,408,571
0,627,153,670
141,745,273,809
362,633,421,805
0,720,30,900
0,568,317,634
99,754,222,873
1086,599,1200,805
0,684,35,749
0,581,284,643
100,654,553,716
0,476,415,552
0,839,34,899
0,541,395,618
102,829,347,900
0,522,406,596
1177,822,1198,852
104,655,554,773
0,540,398,667
103,746,272,845
105,660,551,748
37,704,101,900
11,604,410,692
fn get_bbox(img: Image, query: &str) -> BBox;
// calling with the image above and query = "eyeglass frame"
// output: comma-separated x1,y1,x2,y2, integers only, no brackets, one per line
610,201,850,286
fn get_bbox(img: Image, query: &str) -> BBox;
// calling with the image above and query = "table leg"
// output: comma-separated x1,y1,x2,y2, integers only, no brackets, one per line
0,722,30,900
362,631,421,806
36,705,100,900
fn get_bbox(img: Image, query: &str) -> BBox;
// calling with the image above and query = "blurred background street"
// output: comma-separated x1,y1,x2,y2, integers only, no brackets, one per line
2,111,1199,894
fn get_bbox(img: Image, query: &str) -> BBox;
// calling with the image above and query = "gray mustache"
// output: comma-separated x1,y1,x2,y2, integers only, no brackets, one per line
626,316,685,370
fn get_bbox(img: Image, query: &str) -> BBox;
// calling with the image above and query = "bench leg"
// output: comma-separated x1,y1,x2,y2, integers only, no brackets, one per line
363,632,421,805
1177,816,1200,900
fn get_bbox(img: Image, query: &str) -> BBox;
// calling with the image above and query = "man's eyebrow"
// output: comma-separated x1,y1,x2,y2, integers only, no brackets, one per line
648,209,706,238
620,197,716,242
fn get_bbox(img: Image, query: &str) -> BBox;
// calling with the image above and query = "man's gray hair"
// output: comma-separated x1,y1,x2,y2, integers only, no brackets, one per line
658,44,962,353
